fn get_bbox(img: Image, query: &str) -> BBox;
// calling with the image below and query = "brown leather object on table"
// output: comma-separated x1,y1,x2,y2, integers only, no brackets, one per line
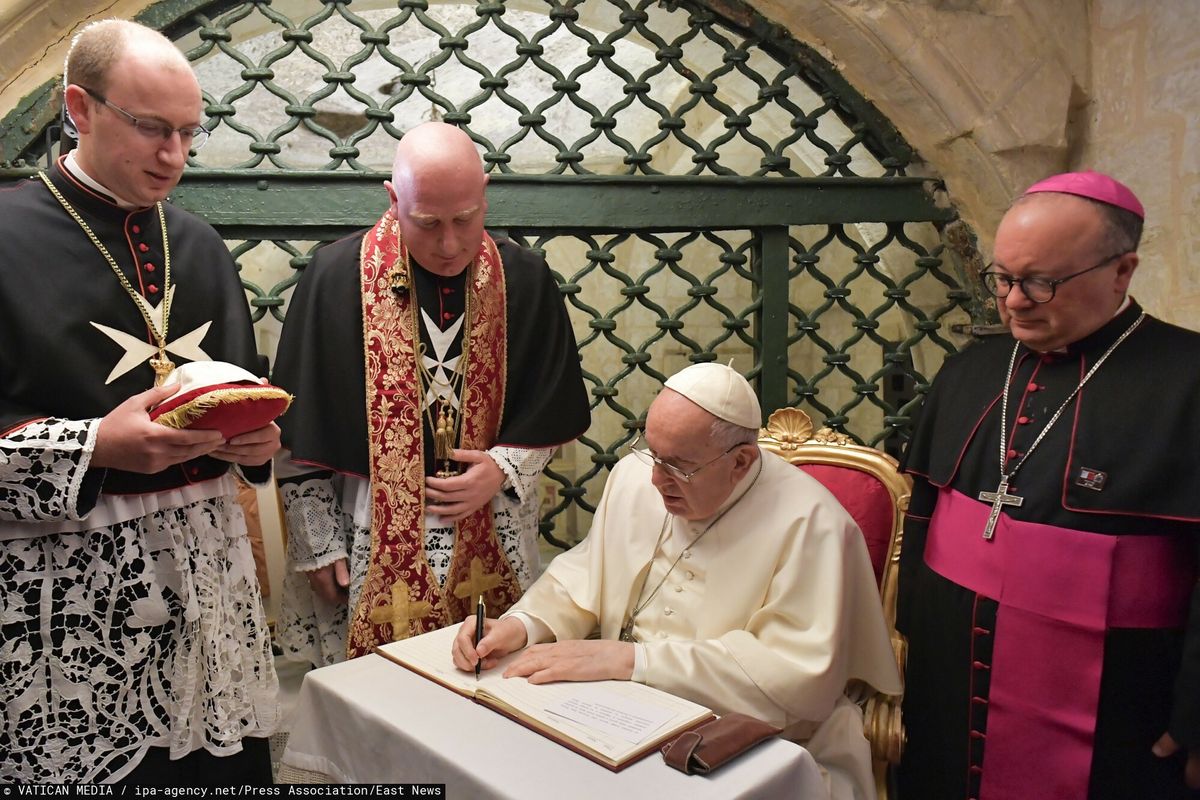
661,713,781,775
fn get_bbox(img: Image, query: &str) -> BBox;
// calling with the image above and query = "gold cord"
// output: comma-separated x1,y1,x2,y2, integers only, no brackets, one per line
402,245,474,477
619,459,764,642
38,171,175,385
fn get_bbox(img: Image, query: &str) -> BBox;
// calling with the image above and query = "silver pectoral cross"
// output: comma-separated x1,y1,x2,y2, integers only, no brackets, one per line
978,477,1024,540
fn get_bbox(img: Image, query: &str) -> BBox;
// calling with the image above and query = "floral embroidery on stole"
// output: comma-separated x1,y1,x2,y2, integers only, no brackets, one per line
348,210,522,658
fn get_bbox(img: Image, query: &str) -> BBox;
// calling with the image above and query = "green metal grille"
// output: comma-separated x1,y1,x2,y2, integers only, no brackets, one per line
0,0,985,549
168,0,911,176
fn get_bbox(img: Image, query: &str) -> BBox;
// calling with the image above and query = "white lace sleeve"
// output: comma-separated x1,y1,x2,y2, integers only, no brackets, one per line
280,474,349,571
486,446,556,505
0,417,98,523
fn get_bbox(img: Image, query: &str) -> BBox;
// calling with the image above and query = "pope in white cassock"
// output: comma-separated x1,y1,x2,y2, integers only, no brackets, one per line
454,362,902,800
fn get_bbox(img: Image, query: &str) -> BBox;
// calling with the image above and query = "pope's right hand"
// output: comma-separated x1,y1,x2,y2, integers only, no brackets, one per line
91,385,225,473
452,615,527,673
307,558,350,605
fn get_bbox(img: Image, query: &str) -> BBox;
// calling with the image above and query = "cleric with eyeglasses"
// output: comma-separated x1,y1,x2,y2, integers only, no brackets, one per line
897,172,1200,800
0,19,279,785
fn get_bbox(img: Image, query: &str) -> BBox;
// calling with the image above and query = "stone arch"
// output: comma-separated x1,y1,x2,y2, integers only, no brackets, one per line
744,0,1089,252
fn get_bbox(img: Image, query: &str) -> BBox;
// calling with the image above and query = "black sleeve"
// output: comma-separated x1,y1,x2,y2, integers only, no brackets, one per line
272,234,370,475
896,476,937,639
1169,540,1200,747
495,242,590,447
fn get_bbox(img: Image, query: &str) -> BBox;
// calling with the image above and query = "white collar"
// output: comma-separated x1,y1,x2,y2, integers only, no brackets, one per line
63,151,140,210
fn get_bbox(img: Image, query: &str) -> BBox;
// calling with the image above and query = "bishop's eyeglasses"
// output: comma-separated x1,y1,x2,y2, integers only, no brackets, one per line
628,434,742,483
81,87,210,150
979,251,1127,304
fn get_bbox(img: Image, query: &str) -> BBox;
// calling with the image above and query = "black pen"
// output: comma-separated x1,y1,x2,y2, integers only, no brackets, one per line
474,597,485,679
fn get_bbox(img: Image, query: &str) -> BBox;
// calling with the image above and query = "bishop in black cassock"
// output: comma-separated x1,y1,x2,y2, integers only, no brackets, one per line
897,173,1200,799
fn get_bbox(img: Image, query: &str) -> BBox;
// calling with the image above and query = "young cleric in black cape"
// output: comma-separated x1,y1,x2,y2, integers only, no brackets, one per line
0,19,278,785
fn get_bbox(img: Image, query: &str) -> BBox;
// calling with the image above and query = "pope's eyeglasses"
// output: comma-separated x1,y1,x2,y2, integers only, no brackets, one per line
628,433,742,483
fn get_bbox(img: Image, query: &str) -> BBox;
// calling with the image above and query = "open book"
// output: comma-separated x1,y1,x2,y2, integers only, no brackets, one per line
375,625,714,771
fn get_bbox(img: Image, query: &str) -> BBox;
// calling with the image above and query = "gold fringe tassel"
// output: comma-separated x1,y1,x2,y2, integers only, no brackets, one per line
154,387,293,430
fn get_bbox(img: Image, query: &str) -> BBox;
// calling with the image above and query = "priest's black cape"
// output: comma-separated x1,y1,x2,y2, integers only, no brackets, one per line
0,161,269,504
273,229,590,477
896,301,1200,799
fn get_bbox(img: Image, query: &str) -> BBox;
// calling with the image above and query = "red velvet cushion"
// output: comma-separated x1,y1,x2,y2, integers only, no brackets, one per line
149,382,292,440
798,464,894,587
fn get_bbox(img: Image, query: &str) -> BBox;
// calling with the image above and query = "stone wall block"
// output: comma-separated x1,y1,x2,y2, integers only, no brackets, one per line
1089,26,1138,135
982,60,1076,154
1091,126,1173,227
1023,0,1092,83
1095,0,1146,31
1175,178,1200,297
1145,1,1200,68
1147,60,1200,176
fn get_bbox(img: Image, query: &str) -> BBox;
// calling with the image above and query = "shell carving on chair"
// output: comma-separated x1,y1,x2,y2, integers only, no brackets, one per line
760,406,815,449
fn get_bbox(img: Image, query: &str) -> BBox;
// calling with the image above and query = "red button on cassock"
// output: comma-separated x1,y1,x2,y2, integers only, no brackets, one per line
139,243,149,253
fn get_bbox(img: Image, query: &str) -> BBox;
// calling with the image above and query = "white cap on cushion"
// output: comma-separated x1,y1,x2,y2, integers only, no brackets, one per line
160,360,261,393
663,362,761,428
151,360,290,438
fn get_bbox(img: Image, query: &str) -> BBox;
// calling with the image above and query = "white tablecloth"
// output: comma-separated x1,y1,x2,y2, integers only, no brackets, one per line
281,653,827,799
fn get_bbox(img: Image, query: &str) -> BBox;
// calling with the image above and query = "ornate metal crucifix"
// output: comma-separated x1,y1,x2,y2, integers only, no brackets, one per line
978,476,1024,540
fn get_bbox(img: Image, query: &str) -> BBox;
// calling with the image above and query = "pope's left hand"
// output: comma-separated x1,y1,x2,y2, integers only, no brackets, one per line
211,421,281,466
1152,731,1200,789
425,448,506,521
503,640,635,684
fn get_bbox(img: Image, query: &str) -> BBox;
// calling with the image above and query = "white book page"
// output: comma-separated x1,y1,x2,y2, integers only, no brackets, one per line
378,625,710,762
544,684,678,744
377,623,519,693
480,674,710,760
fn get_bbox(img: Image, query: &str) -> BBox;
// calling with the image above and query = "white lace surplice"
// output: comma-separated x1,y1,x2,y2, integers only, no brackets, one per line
0,418,279,783
277,445,554,667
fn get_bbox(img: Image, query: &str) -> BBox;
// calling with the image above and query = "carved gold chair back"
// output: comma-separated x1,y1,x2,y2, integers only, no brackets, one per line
757,407,909,799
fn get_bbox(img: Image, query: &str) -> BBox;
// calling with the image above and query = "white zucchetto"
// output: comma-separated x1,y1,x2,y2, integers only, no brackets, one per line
663,362,761,428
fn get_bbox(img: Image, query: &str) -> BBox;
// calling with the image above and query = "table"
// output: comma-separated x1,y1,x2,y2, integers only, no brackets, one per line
281,653,827,799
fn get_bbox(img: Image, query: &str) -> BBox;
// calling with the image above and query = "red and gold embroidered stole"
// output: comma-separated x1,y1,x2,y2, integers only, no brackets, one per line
347,210,523,658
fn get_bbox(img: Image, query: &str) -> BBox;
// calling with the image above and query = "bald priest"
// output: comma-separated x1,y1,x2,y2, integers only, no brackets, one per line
455,363,901,800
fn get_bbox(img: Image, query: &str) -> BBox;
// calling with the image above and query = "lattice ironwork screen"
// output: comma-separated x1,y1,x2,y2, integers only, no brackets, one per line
0,0,983,549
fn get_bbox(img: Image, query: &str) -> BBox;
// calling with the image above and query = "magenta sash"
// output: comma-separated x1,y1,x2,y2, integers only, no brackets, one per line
925,488,1194,800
